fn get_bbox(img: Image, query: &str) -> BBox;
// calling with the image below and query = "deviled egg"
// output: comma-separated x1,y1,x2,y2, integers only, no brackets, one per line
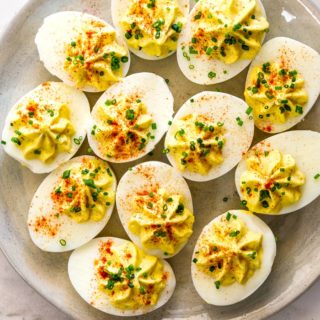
88,72,174,163
116,161,194,258
244,37,320,133
28,156,116,252
68,237,176,316
177,0,269,84
192,210,276,306
1,82,90,174
235,130,320,214
35,11,130,92
111,0,189,60
164,91,254,182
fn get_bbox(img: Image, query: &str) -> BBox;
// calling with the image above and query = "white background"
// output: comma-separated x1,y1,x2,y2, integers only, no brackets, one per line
0,1,319,319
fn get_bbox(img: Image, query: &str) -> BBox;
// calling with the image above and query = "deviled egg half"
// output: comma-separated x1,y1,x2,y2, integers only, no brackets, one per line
244,37,320,133
164,91,254,182
28,156,116,252
111,0,189,60
177,0,269,84
68,237,176,316
88,72,174,163
192,210,276,306
117,161,194,258
235,130,320,215
1,82,89,174
35,11,130,92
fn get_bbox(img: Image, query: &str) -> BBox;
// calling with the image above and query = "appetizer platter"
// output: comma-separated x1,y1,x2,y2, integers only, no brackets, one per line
0,0,320,319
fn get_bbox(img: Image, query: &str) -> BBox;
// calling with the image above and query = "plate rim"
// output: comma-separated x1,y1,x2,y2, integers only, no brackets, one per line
0,0,319,319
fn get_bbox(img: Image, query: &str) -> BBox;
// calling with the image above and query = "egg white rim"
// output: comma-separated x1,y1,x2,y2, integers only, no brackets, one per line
27,155,117,252
165,91,255,182
87,72,174,163
235,130,320,215
177,0,268,85
244,36,320,133
191,210,276,306
1,82,90,174
35,11,131,93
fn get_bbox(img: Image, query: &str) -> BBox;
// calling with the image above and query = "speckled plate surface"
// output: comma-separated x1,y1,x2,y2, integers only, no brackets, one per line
0,1,319,319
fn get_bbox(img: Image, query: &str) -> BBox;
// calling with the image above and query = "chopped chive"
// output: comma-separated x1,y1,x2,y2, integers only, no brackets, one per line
236,117,243,126
62,170,71,179
229,230,240,237
246,107,253,115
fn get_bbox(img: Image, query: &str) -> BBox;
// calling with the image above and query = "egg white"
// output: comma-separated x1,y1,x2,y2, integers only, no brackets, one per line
111,0,190,60
27,156,117,252
35,11,130,92
245,37,320,133
68,237,176,316
192,210,276,306
177,0,267,84
87,72,174,163
164,91,254,182
116,161,193,258
1,82,90,174
235,130,320,215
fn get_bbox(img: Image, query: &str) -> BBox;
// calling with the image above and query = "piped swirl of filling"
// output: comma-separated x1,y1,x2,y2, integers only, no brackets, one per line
91,95,156,161
166,113,225,175
10,99,75,163
51,157,114,222
95,239,167,309
193,213,263,287
128,188,194,255
240,149,305,214
245,62,308,130
182,0,269,67
120,0,186,57
64,19,129,91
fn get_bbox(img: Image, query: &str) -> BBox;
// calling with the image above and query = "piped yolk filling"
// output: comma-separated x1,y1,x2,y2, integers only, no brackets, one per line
181,0,269,74
166,113,225,175
10,99,75,163
91,95,156,161
193,213,263,287
95,239,167,309
128,187,194,255
64,19,129,91
120,0,185,57
240,149,305,214
51,157,114,223
244,62,308,131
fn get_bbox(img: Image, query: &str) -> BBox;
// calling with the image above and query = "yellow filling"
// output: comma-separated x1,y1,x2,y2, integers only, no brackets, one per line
10,98,75,163
95,239,167,310
120,0,185,57
193,212,263,287
182,0,269,68
91,95,156,161
51,157,114,222
64,19,129,91
166,113,225,175
244,62,308,131
128,188,194,255
240,149,305,214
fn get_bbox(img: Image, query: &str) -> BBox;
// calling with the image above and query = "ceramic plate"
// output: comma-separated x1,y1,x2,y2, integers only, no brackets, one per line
0,0,319,319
